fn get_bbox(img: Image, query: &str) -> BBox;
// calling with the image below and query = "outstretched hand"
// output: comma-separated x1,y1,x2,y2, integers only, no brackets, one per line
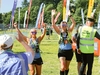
16,31,24,43
13,22,18,28
51,10,56,16
77,49,81,54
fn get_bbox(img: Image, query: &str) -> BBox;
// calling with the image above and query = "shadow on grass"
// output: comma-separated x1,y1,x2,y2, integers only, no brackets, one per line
40,51,56,54
14,51,25,54
14,51,56,55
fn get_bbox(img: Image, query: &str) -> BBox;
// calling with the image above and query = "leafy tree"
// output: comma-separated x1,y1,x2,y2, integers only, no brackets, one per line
2,12,12,25
74,0,100,24
32,0,43,6
44,4,54,23
73,0,88,24
22,0,29,8
2,0,100,28
56,0,63,23
30,6,39,26
0,13,3,24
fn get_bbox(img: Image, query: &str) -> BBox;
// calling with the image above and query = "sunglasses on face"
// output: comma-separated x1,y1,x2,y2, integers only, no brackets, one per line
62,24,67,27
31,31,37,34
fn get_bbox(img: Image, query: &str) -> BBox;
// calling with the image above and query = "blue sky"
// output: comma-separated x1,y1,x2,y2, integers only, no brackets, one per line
0,0,29,13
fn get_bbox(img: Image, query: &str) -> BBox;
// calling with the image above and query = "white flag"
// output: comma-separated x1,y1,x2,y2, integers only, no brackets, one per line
23,11,28,28
66,0,70,22
81,9,84,25
98,13,100,29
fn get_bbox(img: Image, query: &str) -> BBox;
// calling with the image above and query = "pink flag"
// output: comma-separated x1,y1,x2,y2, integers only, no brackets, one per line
26,0,32,28
54,12,60,23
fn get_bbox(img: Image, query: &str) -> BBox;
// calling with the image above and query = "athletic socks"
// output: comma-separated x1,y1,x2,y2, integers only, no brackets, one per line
65,69,69,75
60,70,64,75
60,69,69,75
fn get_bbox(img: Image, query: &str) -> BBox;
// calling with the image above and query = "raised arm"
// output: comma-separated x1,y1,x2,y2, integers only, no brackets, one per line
51,10,61,34
68,11,76,32
13,22,28,44
16,31,35,56
38,23,46,43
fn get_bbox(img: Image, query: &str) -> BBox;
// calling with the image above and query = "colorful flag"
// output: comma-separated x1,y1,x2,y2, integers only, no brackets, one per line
87,0,94,18
10,0,18,28
26,0,32,28
37,13,42,29
37,4,45,29
66,0,70,22
35,3,44,28
98,12,100,29
23,11,28,28
41,4,45,26
81,9,84,25
63,0,66,21
63,0,70,22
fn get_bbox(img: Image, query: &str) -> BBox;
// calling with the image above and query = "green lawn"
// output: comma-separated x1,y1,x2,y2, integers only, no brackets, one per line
1,29,100,75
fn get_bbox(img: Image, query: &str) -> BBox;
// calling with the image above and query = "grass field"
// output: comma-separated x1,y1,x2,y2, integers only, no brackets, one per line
1,29,100,75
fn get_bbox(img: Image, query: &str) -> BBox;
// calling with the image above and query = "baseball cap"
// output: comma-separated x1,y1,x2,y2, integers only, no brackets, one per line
0,34,13,48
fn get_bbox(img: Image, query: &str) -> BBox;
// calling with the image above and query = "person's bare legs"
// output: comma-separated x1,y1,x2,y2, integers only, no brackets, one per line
28,64,35,75
59,57,66,75
64,60,71,75
35,64,42,75
60,57,66,71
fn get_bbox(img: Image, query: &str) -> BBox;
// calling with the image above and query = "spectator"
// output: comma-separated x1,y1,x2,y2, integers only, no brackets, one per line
0,32,35,75
77,15,100,75
71,25,86,75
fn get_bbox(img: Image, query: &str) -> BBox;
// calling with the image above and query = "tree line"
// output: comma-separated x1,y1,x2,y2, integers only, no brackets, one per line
0,0,100,28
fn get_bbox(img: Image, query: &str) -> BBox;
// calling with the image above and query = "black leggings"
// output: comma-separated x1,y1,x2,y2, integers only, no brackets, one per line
79,53,94,75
